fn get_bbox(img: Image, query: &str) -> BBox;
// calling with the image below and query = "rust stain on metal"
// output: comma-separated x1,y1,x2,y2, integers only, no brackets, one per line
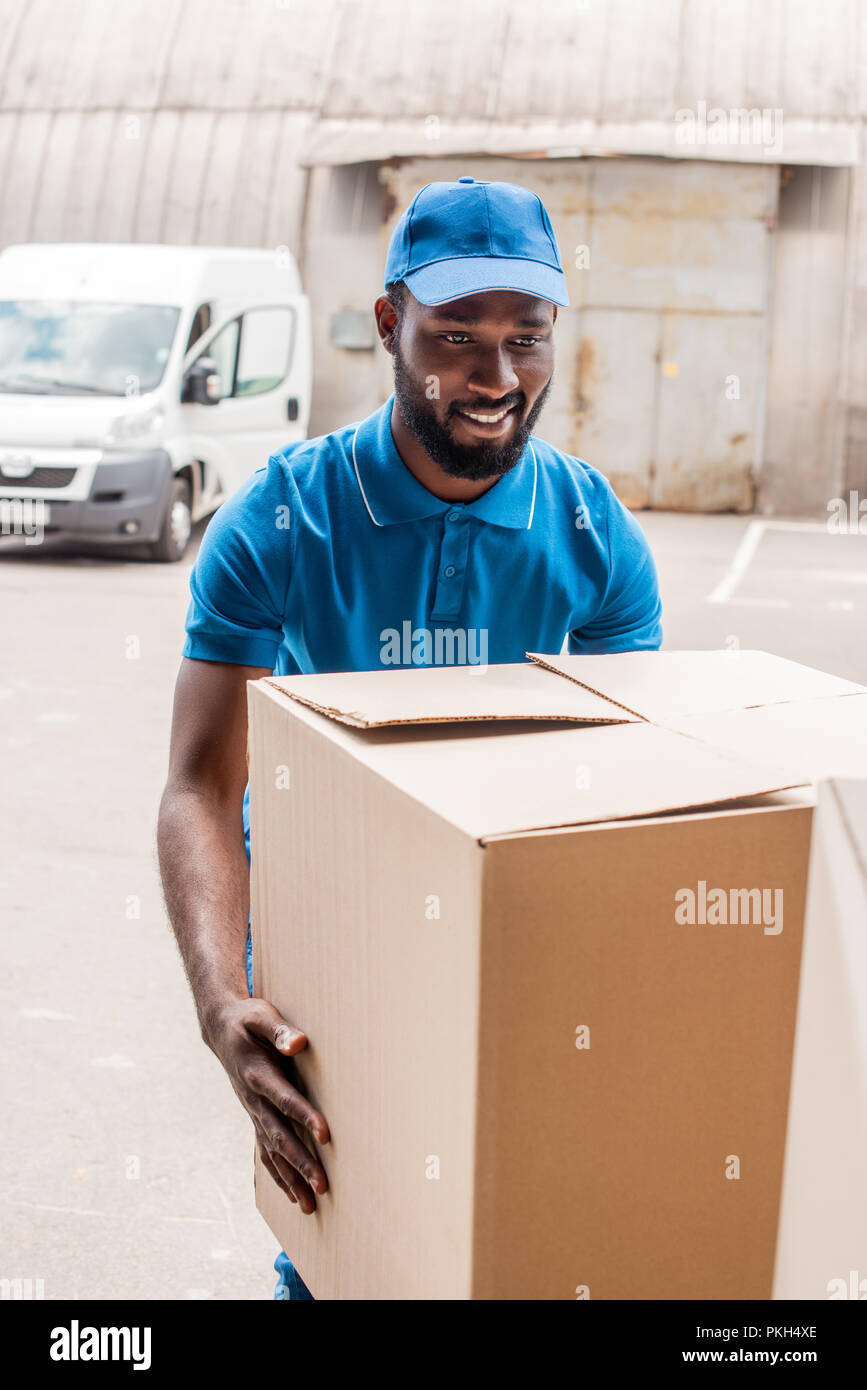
557,187,587,217
654,457,755,512
381,177,400,224
380,164,407,224
577,336,596,387
572,336,597,445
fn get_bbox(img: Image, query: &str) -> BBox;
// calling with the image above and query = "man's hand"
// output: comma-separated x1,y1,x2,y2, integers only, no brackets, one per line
158,658,329,1216
204,996,330,1215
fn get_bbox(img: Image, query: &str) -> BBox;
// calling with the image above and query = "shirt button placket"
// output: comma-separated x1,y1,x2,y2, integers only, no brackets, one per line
430,507,471,622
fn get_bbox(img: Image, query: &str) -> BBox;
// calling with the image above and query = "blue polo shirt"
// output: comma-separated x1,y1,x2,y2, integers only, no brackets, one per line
184,390,662,679
184,390,662,851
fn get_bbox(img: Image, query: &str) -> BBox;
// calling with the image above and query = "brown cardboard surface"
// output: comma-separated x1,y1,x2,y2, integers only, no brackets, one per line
471,807,811,1300
526,648,866,722
255,682,807,840
266,659,636,728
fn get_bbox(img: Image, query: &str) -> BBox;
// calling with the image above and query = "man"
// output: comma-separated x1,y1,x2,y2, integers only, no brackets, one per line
157,176,663,1300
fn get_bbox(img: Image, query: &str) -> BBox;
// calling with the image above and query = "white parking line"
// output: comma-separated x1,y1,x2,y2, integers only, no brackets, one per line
706,520,766,604
706,518,865,606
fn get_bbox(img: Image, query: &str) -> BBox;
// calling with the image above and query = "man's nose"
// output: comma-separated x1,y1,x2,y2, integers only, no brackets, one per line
466,346,520,398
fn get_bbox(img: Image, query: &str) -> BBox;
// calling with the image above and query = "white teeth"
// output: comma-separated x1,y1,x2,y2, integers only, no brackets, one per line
460,407,512,423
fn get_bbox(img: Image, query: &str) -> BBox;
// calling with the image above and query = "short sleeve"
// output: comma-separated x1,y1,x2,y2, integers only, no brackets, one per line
182,457,295,669
569,485,663,653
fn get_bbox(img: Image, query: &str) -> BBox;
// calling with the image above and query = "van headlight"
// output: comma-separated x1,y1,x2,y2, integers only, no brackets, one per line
105,402,165,446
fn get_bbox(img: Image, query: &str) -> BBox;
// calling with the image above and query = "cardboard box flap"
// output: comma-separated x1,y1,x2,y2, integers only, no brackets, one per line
259,683,810,839
527,649,866,722
265,661,638,729
655,693,867,785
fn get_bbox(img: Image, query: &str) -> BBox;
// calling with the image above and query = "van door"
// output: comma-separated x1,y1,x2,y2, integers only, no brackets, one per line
179,298,311,506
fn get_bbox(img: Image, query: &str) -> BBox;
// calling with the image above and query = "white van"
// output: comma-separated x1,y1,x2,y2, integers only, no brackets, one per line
0,243,312,560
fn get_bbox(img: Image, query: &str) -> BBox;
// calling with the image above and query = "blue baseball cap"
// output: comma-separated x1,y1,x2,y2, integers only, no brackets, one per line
384,176,570,308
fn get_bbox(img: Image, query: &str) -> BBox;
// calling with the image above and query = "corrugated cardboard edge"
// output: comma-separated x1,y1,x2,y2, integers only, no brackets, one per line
263,676,628,728
263,680,376,728
525,651,648,719
526,650,867,721
478,783,811,844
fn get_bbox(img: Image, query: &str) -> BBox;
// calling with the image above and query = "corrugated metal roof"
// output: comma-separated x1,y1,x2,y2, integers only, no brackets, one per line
0,0,339,112
0,0,862,251
0,0,862,120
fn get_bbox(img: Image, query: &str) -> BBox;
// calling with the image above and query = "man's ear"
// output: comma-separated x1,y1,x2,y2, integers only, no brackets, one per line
374,294,400,355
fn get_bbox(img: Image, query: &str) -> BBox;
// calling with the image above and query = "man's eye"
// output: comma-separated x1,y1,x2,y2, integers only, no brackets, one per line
439,334,541,346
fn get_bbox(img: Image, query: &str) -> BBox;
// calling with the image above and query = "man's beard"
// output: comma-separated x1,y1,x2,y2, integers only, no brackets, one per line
392,336,552,482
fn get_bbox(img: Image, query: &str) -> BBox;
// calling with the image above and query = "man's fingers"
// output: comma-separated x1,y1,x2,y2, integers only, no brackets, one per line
257,1102,328,1201
259,1147,296,1203
246,1062,330,1146
245,998,308,1057
271,1152,316,1215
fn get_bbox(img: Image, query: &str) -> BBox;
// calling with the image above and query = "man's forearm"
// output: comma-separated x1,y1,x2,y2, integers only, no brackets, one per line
157,786,250,1039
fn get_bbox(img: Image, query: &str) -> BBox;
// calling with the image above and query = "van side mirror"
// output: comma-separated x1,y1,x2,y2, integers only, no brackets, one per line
182,357,222,405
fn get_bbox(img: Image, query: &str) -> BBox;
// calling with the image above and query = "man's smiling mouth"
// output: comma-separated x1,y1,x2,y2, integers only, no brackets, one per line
455,403,517,424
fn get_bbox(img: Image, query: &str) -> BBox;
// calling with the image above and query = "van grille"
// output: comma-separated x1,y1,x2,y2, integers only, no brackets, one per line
0,465,76,488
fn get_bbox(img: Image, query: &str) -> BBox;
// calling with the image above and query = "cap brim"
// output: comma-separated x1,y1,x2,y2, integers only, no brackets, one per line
403,255,570,308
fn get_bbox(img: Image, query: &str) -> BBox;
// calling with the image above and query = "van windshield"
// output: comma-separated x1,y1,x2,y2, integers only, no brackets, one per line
0,300,181,396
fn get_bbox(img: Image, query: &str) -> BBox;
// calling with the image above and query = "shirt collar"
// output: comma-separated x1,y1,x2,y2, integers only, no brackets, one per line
350,392,537,530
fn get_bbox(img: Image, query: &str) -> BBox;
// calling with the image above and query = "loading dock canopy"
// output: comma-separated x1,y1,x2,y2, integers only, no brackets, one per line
298,119,858,169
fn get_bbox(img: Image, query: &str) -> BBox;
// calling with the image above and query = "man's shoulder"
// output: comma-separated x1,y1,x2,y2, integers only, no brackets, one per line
219,419,360,517
529,435,616,515
272,418,358,467
265,418,357,485
528,435,653,560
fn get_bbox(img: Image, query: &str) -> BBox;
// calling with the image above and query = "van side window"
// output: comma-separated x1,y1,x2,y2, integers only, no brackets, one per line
199,319,240,399
235,308,293,397
183,303,212,355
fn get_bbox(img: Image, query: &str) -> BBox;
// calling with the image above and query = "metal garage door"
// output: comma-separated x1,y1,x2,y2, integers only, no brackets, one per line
382,156,778,512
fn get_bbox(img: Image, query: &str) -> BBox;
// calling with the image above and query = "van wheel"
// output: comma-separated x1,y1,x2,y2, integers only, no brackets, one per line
151,478,192,562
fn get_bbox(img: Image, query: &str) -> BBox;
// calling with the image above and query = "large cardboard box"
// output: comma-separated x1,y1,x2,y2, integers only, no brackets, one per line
247,650,866,1300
